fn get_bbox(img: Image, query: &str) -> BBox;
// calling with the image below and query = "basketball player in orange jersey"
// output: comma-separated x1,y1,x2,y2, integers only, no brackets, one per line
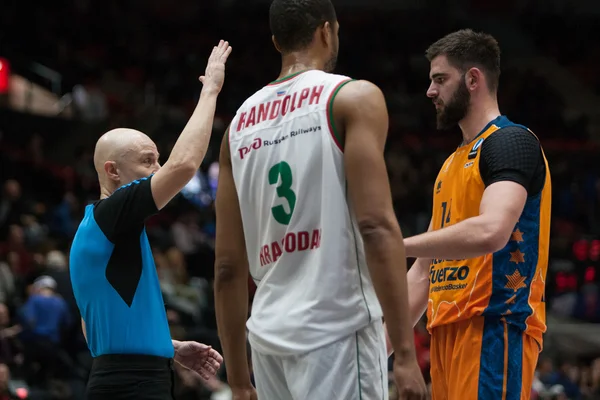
385,29,552,400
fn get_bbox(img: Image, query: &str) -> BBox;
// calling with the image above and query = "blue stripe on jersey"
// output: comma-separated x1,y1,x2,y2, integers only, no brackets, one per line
506,324,524,400
477,317,525,399
484,192,540,330
478,317,505,399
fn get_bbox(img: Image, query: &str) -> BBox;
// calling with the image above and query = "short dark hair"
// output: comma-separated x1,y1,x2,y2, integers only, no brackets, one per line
269,0,337,54
426,29,501,92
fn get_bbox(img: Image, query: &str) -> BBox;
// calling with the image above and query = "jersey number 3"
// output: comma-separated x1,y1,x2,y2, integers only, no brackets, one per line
269,161,296,225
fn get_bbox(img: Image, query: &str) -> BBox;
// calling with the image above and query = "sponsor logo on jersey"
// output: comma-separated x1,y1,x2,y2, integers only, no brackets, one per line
236,85,324,132
468,137,484,159
238,126,322,160
238,137,262,160
259,229,322,267
429,263,469,292
464,161,474,168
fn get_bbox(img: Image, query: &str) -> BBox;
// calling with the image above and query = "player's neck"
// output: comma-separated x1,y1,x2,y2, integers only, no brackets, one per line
458,100,500,145
278,53,323,80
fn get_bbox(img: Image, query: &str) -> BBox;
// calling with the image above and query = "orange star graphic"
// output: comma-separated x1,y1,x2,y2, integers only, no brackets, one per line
505,269,527,292
510,250,525,264
511,229,524,243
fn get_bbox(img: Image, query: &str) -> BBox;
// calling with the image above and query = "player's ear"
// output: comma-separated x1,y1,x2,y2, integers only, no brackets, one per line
271,35,282,54
104,161,120,182
320,21,332,47
466,67,482,91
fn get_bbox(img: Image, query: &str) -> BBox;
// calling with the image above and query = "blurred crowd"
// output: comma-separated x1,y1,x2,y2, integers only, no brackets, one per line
1,1,600,399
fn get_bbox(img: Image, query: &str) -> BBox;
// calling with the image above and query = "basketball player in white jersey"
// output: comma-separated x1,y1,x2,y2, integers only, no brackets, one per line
214,1,426,399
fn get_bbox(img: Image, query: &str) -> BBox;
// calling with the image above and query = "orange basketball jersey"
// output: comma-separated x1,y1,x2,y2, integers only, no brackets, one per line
427,116,551,347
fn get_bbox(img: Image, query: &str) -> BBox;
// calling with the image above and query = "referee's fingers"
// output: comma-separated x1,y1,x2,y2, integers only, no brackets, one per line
205,361,221,373
209,349,223,364
204,364,217,376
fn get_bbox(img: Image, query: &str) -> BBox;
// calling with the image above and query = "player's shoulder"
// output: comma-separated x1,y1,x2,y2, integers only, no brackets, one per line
333,79,385,109
491,117,537,139
481,120,542,162
486,123,540,148
302,69,351,82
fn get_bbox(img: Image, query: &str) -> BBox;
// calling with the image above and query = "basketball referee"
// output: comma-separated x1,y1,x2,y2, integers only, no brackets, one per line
69,40,231,400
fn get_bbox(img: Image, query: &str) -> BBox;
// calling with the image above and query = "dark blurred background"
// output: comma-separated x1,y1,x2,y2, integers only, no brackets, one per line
0,0,599,399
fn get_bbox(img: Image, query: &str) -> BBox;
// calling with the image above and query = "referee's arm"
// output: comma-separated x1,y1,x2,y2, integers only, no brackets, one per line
214,126,254,392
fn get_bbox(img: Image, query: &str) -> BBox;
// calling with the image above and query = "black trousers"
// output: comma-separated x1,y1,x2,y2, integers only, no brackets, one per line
86,354,175,400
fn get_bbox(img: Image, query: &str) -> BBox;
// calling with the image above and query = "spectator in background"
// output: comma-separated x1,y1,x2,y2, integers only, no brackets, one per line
0,226,31,277
48,193,79,241
0,181,29,240
161,247,206,326
0,363,10,400
20,215,47,250
41,251,78,320
573,284,600,323
0,304,21,367
0,262,15,307
71,79,108,122
171,211,215,279
588,358,600,398
19,276,73,384
541,360,582,400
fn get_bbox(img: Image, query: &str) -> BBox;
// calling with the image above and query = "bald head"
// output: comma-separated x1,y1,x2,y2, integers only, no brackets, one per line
94,128,160,197
94,128,148,173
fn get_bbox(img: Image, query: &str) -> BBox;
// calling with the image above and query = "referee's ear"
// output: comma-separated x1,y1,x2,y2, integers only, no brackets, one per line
104,160,120,183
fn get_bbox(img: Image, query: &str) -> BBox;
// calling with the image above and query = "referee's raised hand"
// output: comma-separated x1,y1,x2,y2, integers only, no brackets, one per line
200,40,232,93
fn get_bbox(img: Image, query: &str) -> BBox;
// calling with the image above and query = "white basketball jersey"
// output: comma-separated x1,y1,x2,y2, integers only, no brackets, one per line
229,70,383,355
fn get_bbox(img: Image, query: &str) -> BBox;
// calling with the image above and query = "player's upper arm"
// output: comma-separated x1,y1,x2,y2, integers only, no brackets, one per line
334,80,397,235
479,181,527,250
94,176,158,242
478,127,543,250
214,127,248,280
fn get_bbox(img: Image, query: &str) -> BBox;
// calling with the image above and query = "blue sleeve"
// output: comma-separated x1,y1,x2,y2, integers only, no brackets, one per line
19,297,37,328
93,175,158,242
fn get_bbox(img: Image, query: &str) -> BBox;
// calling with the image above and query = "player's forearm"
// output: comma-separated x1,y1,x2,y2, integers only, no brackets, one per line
384,257,431,357
165,88,219,173
404,215,506,259
407,257,431,326
214,263,252,387
362,224,416,360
